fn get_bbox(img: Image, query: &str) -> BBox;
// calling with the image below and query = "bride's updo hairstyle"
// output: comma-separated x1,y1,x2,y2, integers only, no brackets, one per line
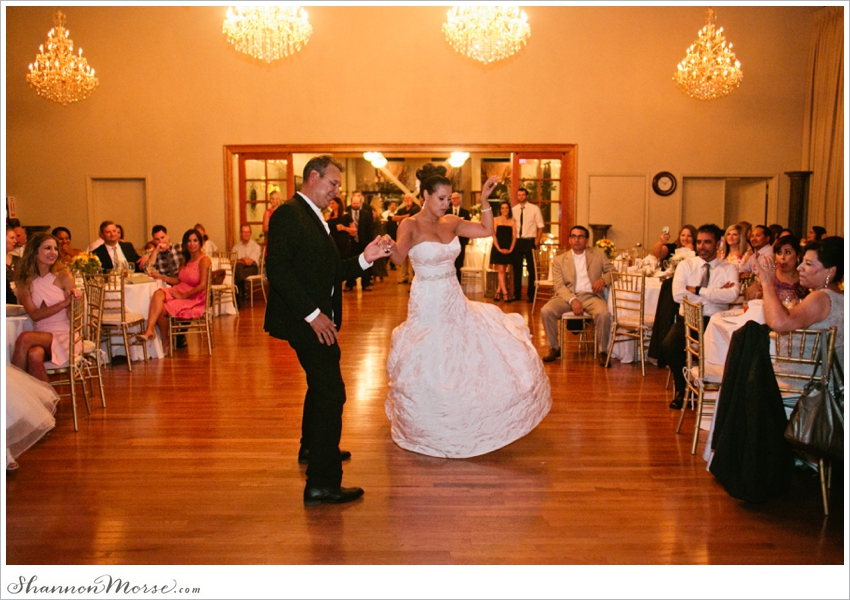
416,164,451,199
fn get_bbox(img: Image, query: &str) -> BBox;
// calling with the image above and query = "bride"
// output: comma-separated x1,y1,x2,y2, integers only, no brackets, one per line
385,165,552,458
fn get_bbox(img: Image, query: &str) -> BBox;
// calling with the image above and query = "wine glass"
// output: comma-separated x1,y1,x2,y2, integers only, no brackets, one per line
126,262,135,274
780,289,798,309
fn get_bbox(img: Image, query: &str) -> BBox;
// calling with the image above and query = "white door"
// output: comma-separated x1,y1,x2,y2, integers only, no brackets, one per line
88,178,148,250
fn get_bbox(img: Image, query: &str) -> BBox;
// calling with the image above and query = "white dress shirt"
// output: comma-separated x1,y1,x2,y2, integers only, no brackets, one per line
297,192,372,323
672,255,739,316
511,202,544,239
231,239,261,265
572,252,592,294
739,244,773,274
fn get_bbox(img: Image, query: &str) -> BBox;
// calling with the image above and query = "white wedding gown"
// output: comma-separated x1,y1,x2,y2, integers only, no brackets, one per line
386,238,552,458
6,364,59,467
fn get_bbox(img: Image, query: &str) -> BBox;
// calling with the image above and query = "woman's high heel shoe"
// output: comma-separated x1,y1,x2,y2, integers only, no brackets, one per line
494,292,502,302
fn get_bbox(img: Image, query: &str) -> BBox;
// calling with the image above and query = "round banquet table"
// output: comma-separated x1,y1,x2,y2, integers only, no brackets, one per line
108,279,166,361
607,275,664,364
6,314,34,364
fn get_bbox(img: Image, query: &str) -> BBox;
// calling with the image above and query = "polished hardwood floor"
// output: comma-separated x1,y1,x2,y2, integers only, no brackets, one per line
5,269,845,576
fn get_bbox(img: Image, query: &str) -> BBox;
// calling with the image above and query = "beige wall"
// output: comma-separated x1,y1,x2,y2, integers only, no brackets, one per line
5,6,820,250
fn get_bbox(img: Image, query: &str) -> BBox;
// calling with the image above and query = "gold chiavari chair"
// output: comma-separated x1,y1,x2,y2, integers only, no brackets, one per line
101,272,148,371
45,295,88,431
604,272,654,375
244,252,267,307
168,273,214,356
771,326,839,515
211,252,238,316
82,278,107,407
676,298,724,454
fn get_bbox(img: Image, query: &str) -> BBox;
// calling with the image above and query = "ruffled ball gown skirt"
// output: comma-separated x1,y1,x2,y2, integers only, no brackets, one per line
386,238,551,458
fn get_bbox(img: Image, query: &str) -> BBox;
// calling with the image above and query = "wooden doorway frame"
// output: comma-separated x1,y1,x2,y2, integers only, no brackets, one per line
222,144,577,250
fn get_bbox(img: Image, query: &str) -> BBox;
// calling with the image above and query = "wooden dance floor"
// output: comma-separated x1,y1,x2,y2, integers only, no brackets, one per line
4,270,846,592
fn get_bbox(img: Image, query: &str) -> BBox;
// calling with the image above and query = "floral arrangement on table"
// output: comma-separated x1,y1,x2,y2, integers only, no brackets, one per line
594,238,616,258
69,252,102,275
667,249,695,271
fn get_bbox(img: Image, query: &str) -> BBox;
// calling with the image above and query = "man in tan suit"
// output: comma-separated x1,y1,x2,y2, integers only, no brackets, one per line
541,225,613,365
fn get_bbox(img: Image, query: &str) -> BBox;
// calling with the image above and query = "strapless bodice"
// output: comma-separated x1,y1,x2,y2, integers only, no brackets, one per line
409,238,460,279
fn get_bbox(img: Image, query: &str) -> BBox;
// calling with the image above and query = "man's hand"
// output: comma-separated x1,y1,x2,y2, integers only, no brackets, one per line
591,278,605,294
363,235,394,262
310,313,338,346
570,298,583,315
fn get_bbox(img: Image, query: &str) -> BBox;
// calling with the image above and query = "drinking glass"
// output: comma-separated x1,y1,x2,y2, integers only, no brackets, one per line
780,290,798,309
126,263,135,273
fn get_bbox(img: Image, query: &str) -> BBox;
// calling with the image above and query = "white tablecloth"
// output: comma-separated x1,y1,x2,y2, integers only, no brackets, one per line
6,315,34,364
703,301,766,369
608,276,664,364
109,280,166,361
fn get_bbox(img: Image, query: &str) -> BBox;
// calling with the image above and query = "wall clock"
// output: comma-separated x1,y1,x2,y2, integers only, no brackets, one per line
652,172,677,196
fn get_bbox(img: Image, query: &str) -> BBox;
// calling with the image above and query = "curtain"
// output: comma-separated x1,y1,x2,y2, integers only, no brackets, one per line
801,7,844,237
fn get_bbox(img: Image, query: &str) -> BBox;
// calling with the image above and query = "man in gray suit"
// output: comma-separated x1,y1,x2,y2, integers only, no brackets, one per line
540,225,613,365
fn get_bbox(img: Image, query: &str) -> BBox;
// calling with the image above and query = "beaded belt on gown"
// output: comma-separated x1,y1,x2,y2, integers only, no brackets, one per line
414,270,456,282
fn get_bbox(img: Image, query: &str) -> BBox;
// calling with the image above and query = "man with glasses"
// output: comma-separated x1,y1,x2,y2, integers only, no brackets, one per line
540,225,613,365
509,188,544,302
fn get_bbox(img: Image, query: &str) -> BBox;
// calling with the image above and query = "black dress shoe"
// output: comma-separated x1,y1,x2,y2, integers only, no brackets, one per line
669,393,685,410
304,485,364,506
598,352,610,368
298,448,352,465
505,297,517,303
542,347,561,362
175,335,187,349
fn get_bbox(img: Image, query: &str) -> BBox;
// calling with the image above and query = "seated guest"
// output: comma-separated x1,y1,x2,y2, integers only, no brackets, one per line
540,225,613,365
51,227,83,265
720,224,752,269
662,224,739,409
755,237,843,392
779,228,795,240
140,225,183,277
6,225,22,305
92,220,141,271
768,223,784,243
194,223,218,256
10,225,27,257
231,224,261,309
739,224,774,274
806,226,826,243
11,233,83,382
651,224,697,261
137,229,211,355
116,224,126,242
745,235,808,303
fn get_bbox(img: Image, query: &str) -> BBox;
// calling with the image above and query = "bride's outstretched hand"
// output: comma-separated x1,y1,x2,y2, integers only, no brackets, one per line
363,235,394,262
480,176,500,201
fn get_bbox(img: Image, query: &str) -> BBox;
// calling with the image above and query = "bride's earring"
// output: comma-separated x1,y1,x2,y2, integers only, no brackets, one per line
824,274,830,288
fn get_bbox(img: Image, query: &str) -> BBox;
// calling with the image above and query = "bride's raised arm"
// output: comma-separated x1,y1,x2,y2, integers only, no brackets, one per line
455,176,499,240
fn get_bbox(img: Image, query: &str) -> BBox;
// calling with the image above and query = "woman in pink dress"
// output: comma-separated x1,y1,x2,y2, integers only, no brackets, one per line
12,233,83,382
138,228,211,354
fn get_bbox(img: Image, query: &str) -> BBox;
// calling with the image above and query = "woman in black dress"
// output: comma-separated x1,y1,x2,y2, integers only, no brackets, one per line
490,201,516,301
325,197,350,258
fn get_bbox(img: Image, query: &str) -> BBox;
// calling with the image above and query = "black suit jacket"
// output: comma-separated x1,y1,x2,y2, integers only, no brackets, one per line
446,206,471,246
93,241,141,271
341,207,374,251
264,194,365,343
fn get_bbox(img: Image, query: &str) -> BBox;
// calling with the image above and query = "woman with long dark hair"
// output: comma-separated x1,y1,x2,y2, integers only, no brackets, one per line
138,228,211,354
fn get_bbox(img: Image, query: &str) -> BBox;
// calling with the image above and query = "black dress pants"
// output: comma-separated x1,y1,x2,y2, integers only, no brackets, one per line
289,337,345,488
512,238,536,300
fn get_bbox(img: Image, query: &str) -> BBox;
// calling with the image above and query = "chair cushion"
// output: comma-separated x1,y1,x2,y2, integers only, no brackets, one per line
102,311,145,324
689,363,724,384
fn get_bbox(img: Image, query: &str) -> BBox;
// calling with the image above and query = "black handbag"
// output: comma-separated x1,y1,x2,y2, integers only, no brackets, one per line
783,338,844,462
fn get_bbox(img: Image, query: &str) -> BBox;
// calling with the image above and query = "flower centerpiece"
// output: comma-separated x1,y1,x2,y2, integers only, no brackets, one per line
594,238,616,259
69,252,102,276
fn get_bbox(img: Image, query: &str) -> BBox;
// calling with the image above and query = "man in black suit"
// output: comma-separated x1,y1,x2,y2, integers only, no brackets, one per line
445,191,471,282
341,191,374,291
92,220,141,271
264,155,391,506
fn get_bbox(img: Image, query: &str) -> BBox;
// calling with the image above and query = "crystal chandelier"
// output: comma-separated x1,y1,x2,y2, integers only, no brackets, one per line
674,8,743,101
443,5,531,65
222,6,312,63
26,10,99,106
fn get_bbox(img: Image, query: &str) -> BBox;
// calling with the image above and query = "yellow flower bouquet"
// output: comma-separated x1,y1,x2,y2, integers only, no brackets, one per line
594,238,616,258
70,252,102,275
